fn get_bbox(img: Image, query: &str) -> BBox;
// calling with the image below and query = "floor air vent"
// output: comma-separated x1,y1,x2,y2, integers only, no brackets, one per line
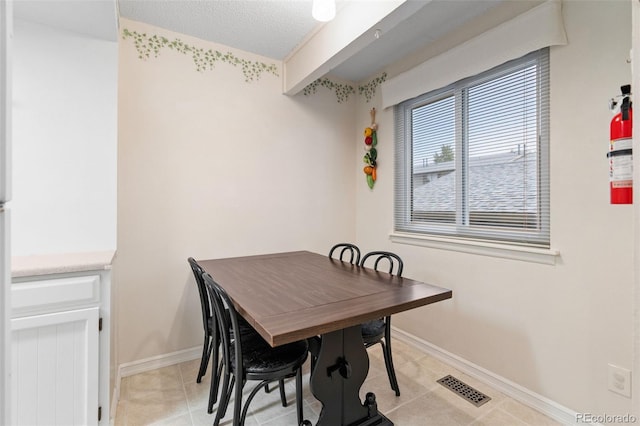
437,375,491,407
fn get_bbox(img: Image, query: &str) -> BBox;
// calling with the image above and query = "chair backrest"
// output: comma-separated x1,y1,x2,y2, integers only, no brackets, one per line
328,243,361,265
360,251,403,277
188,257,212,331
202,272,244,376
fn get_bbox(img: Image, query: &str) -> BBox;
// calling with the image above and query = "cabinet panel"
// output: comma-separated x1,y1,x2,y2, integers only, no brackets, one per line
11,307,99,426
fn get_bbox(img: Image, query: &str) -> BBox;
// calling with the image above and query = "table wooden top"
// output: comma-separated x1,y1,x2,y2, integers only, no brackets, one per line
198,251,452,346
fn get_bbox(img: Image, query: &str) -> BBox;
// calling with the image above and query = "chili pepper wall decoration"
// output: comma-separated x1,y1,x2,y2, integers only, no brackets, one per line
363,108,378,189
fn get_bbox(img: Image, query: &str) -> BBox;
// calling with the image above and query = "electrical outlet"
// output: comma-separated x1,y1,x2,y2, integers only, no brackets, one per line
608,364,632,398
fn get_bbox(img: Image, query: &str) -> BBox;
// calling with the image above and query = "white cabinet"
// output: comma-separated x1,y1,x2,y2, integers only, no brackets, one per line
10,269,110,426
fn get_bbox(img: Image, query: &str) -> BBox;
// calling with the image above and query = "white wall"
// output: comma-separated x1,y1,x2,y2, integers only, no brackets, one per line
116,18,357,364
12,19,117,256
355,0,633,417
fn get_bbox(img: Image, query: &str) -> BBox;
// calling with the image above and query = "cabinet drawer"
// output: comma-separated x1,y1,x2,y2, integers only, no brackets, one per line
12,275,100,318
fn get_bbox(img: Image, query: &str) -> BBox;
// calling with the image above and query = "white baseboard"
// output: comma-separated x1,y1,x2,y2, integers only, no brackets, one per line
392,327,584,425
110,346,201,425
118,346,202,378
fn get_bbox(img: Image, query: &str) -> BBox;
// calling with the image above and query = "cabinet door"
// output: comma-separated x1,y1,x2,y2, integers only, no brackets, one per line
11,307,99,426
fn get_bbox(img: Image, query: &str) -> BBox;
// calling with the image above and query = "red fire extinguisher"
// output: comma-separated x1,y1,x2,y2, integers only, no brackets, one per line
608,84,633,204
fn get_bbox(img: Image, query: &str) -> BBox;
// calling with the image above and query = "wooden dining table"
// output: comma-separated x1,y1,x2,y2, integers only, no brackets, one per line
198,251,452,426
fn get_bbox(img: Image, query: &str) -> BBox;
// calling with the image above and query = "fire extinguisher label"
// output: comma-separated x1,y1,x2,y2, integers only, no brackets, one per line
609,137,633,186
611,157,632,186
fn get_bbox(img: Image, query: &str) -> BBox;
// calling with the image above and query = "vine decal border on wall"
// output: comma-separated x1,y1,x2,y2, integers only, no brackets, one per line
302,72,387,103
122,27,387,101
121,28,279,82
302,78,356,103
359,72,387,102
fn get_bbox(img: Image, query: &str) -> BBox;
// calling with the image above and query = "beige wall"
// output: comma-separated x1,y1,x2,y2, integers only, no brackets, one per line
116,18,357,365
116,0,635,418
355,0,633,416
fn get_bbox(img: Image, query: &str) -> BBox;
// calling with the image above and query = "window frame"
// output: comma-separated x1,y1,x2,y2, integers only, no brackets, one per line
394,48,550,249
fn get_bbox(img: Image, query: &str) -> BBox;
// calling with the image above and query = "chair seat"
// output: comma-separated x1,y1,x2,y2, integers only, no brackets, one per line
361,319,385,344
231,336,309,378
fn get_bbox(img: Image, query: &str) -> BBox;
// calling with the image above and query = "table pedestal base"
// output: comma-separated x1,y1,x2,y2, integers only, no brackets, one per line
310,326,393,426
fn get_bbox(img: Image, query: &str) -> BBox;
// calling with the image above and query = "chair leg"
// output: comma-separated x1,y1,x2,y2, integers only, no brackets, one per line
211,359,230,415
213,373,233,425
381,339,400,396
240,381,269,426
197,335,211,383
279,379,288,407
296,368,304,426
222,375,235,418
234,377,244,426
208,328,223,410
208,357,223,412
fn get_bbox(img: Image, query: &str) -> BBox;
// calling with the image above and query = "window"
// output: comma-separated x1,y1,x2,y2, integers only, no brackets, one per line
394,49,549,248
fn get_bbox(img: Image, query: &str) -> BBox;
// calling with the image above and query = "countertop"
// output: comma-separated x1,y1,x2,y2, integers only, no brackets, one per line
12,250,116,278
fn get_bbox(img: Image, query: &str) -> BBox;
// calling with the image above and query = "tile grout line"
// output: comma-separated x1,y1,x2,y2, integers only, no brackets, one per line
177,362,198,426
465,399,514,426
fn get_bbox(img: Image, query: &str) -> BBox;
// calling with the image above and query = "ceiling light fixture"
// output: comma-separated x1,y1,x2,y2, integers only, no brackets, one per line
312,0,336,22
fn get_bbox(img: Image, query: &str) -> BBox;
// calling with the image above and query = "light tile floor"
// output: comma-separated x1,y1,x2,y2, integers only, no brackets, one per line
114,339,561,426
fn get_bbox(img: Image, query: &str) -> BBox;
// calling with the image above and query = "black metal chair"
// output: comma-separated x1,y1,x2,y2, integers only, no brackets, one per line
187,257,216,385
188,257,275,414
328,243,361,265
203,272,309,426
360,251,403,396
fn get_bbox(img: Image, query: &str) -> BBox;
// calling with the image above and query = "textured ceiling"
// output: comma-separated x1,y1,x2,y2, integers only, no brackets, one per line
12,0,514,83
118,0,506,82
118,0,321,61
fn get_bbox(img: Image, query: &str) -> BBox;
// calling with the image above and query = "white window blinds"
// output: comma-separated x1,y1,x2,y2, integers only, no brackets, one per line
395,49,550,247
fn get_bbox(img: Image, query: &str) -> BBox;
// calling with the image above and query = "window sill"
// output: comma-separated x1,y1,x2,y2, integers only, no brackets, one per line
389,232,560,265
